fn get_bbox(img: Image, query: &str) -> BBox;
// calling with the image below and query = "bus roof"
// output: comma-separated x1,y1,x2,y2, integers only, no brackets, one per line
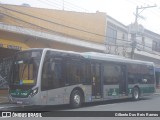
24,48,154,66
82,52,154,66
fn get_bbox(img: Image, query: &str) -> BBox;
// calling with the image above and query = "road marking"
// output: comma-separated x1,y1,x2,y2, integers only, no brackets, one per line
0,106,15,109
0,107,5,109
0,104,19,109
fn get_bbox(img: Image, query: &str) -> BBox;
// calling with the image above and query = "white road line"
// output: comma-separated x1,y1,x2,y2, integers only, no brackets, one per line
0,107,5,109
0,105,18,109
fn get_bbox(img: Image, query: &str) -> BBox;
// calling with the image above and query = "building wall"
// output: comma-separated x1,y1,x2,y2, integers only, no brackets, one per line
105,16,130,57
25,38,100,52
0,38,29,50
0,4,106,44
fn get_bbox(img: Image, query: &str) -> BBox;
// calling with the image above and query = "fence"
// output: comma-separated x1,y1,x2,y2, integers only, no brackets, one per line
0,57,13,89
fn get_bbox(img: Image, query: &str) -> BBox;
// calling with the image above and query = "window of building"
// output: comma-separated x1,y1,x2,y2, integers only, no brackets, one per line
106,26,117,44
142,36,145,44
122,33,126,40
152,41,158,52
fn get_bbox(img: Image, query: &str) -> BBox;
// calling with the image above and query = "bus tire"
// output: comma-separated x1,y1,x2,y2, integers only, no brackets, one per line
70,90,83,108
132,87,140,100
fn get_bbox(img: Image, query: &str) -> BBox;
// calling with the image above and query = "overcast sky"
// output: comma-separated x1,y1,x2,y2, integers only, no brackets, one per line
0,0,160,34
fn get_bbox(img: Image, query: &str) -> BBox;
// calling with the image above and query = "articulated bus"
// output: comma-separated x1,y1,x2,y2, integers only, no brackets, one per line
9,48,155,108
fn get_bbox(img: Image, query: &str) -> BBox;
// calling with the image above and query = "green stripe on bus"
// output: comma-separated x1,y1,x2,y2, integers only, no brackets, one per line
10,89,31,97
140,87,155,93
107,86,155,96
107,88,119,96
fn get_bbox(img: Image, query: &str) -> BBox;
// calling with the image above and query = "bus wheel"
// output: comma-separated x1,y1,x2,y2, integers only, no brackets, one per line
70,90,82,108
132,87,140,100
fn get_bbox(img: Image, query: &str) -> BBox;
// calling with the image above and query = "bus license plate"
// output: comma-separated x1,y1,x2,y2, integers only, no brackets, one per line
17,101,23,104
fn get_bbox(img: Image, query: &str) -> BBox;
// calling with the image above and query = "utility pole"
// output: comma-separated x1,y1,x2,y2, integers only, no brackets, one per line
130,5,156,59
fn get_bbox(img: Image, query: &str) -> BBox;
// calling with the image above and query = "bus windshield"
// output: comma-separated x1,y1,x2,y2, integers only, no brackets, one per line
11,50,42,87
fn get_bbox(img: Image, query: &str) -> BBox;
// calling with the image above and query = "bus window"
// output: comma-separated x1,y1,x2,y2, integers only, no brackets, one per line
142,66,154,84
128,64,141,84
65,60,91,85
13,59,39,86
41,57,64,91
103,64,121,85
66,62,81,85
127,64,154,84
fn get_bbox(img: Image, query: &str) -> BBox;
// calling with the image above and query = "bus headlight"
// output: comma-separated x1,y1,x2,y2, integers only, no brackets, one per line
29,88,38,97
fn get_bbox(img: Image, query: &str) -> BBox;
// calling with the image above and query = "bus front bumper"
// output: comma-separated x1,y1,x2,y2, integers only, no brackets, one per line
9,95,36,105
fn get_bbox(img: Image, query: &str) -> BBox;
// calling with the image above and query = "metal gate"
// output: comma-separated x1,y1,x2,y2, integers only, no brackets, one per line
0,57,13,89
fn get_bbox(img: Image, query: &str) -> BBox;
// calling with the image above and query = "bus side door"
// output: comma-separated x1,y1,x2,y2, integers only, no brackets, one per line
119,65,128,95
91,63,102,99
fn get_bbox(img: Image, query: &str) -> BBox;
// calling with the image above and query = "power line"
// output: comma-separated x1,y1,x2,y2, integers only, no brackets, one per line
1,10,134,55
126,0,160,31
0,12,53,33
0,9,131,43
37,0,88,12
10,0,88,31
134,0,148,5
125,0,138,6
1,5,159,56
0,5,107,37
37,0,62,9
129,0,160,17
47,0,79,11
63,0,89,12
126,0,160,17
46,0,62,7
133,0,160,16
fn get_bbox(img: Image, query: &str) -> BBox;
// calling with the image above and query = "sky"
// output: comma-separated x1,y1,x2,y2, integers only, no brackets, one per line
0,0,160,34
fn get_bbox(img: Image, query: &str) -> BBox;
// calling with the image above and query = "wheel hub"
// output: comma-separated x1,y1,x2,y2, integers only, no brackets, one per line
134,90,139,99
74,94,80,104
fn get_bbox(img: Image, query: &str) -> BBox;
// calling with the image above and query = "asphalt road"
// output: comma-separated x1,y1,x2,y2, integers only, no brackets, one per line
1,94,160,120
69,94,160,111
1,94,160,111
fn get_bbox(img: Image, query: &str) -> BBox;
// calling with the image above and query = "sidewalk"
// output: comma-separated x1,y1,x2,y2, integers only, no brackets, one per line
0,96,8,103
155,88,160,95
0,89,9,104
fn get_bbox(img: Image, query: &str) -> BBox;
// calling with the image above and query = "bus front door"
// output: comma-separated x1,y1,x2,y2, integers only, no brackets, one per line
91,63,102,99
119,65,128,96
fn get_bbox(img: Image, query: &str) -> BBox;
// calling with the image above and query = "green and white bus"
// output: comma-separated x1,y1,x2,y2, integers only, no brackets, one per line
9,48,155,108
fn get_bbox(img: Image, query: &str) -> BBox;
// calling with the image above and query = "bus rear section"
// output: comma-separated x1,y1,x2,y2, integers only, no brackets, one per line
127,63,155,100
